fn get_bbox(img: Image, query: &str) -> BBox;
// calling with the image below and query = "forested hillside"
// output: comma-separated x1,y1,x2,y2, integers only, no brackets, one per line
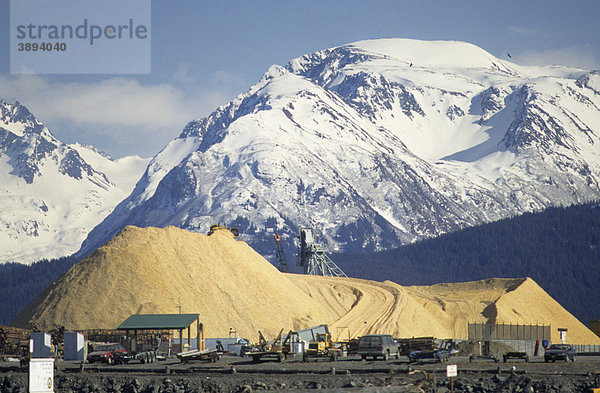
0,257,77,325
336,201,600,325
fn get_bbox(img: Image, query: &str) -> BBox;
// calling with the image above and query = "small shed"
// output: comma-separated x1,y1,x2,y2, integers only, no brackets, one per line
117,313,204,351
30,331,51,358
63,331,85,361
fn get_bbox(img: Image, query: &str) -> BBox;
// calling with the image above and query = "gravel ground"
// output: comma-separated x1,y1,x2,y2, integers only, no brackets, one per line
2,355,600,392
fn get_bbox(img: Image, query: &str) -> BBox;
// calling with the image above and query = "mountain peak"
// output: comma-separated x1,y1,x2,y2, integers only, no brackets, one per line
261,64,289,82
0,100,46,138
0,99,150,264
77,38,600,261
346,38,504,69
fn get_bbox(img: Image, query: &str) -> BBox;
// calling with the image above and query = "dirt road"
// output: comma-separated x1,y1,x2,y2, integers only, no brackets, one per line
288,275,600,344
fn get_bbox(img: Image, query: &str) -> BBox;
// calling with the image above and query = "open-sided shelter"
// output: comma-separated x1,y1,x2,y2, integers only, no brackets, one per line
117,313,204,351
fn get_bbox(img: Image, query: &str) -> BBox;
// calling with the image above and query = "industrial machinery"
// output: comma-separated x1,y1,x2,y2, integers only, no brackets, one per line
177,344,223,363
274,233,289,272
246,329,293,362
207,224,239,237
297,227,347,277
302,332,341,362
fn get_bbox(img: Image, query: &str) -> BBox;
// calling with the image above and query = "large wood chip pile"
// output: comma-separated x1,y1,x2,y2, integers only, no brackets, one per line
13,226,600,344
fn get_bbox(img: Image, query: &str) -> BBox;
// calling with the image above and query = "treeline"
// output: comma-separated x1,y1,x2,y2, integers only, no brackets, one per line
0,256,77,325
333,201,600,325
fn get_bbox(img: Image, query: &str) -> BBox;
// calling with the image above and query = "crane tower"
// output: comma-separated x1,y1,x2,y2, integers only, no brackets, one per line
274,233,289,272
297,227,347,277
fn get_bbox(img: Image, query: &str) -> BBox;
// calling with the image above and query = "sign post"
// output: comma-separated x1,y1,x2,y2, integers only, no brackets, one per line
447,364,457,393
28,358,54,393
558,328,567,344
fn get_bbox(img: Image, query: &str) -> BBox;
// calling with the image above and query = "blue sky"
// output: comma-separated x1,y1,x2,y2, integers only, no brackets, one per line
1,0,599,158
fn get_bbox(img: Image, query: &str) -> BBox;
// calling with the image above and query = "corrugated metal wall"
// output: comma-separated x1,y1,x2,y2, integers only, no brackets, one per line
468,323,550,341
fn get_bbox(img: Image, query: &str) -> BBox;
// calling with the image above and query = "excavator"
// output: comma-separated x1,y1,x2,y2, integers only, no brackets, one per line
207,224,239,237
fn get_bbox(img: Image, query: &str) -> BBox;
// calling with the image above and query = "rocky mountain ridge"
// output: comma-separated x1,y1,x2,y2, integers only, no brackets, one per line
0,100,150,263
81,39,600,255
56,40,600,259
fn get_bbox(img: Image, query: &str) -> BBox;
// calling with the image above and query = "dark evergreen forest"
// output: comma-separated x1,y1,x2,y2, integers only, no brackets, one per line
334,201,600,325
0,256,77,325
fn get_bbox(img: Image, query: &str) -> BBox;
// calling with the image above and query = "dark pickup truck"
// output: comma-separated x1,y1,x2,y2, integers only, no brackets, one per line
357,334,400,361
544,344,576,362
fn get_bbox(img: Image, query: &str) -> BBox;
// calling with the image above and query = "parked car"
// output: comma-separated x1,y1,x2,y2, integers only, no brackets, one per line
408,339,453,363
544,344,576,362
503,351,529,362
409,348,450,363
357,334,400,360
87,343,127,364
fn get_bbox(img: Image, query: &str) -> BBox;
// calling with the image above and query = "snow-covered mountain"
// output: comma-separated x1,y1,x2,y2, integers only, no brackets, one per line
0,100,150,263
77,39,600,261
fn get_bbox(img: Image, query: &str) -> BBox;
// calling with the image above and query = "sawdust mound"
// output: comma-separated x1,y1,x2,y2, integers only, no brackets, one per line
13,226,330,337
14,226,600,344
288,275,600,344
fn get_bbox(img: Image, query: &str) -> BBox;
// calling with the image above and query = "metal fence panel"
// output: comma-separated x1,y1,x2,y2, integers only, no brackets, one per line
468,323,550,340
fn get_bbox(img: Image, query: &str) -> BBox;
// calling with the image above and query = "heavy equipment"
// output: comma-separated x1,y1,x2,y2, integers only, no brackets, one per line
246,329,293,362
207,224,239,237
274,233,289,272
297,227,347,277
176,342,224,363
302,332,341,362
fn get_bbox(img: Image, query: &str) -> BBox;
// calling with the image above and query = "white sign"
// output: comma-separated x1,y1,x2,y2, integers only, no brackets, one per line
29,358,54,393
446,364,457,377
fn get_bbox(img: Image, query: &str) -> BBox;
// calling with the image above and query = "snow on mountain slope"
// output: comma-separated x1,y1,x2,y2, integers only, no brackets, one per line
0,100,150,264
77,39,600,262
69,143,150,193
